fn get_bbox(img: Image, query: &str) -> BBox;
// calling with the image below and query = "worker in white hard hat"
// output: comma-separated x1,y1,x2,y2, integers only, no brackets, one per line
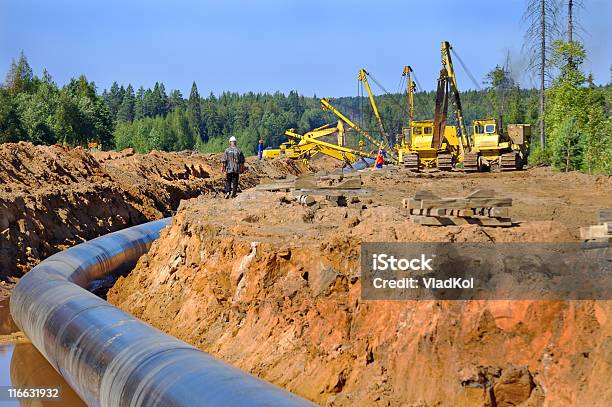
221,136,246,199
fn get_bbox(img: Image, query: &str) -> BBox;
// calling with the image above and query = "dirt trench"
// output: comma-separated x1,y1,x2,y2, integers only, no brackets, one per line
0,142,306,299
108,167,611,406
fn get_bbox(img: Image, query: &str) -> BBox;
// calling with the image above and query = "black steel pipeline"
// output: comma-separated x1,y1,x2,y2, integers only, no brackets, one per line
10,219,314,407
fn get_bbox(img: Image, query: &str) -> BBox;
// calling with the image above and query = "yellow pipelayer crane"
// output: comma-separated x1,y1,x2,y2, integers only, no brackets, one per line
438,40,530,172
396,56,466,171
284,121,376,167
263,122,344,159
264,122,346,161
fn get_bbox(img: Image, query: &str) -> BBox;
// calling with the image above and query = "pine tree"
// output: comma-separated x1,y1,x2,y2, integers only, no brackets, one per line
156,82,169,116
134,86,145,120
151,82,169,116
104,81,123,120
4,51,34,96
551,117,582,171
143,88,155,118
188,82,204,141
117,84,136,122
168,89,184,111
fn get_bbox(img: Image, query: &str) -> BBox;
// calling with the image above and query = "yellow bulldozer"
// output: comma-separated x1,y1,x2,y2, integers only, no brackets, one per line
463,120,531,171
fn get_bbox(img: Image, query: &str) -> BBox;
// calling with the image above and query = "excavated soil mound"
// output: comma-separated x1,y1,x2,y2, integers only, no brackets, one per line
0,142,305,298
109,169,611,406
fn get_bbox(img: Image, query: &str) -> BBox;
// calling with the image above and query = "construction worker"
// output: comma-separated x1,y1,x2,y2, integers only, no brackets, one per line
221,136,246,199
258,139,264,160
375,148,384,168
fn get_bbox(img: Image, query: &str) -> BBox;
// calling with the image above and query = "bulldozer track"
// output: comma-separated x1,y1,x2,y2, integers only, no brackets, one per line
462,152,480,172
402,154,420,171
501,152,521,171
436,154,453,171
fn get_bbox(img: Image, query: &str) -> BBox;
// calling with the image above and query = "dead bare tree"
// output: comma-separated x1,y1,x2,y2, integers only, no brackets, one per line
568,0,573,42
566,0,586,66
523,0,562,149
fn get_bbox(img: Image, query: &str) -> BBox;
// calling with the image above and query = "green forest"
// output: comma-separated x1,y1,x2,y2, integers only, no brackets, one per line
1,43,610,173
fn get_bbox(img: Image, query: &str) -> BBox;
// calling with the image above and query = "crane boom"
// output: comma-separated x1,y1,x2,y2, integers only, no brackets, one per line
402,65,415,125
440,41,470,152
285,128,376,162
357,69,386,136
320,98,397,161
402,65,415,147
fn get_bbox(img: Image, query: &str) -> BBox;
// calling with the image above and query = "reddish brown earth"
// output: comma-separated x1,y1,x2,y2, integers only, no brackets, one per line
0,142,306,299
109,166,612,406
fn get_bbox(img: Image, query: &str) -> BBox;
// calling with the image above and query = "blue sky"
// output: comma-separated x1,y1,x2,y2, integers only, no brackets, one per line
1,0,610,96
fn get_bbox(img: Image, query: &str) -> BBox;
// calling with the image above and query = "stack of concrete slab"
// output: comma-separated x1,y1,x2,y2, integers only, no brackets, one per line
580,209,612,244
402,189,513,227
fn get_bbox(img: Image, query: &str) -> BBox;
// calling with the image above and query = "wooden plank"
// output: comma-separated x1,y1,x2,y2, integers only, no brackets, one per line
489,207,510,218
414,190,440,200
431,208,447,216
410,215,512,227
256,183,294,191
418,197,512,209
466,189,496,198
456,209,475,217
579,226,590,240
294,176,317,189
473,207,510,218
580,225,609,240
407,199,424,209
410,215,456,226
333,177,362,189
598,209,612,224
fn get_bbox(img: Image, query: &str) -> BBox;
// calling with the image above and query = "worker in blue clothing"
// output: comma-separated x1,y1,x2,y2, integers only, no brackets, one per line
258,139,264,160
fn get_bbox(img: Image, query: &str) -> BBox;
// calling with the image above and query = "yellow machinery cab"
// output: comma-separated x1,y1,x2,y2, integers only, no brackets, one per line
397,120,460,168
470,119,511,162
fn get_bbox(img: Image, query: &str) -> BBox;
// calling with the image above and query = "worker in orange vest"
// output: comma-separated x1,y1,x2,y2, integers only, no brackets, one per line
375,148,384,168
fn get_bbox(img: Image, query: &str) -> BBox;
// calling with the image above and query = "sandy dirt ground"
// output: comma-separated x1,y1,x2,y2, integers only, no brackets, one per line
109,163,611,406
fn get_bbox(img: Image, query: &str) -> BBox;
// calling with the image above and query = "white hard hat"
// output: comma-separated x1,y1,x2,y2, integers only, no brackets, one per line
229,136,237,142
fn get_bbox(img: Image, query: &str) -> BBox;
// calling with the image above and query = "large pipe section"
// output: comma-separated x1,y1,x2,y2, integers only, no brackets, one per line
10,219,313,407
